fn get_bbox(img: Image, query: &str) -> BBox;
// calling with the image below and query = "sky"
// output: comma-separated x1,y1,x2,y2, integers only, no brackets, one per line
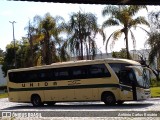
0,1,159,53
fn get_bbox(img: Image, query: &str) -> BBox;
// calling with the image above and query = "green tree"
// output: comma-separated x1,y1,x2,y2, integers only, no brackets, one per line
147,33,160,65
2,42,18,76
0,48,4,64
33,13,66,64
66,11,105,60
24,20,36,66
102,5,149,59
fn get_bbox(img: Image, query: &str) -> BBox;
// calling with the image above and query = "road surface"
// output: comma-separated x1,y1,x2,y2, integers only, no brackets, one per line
0,98,160,119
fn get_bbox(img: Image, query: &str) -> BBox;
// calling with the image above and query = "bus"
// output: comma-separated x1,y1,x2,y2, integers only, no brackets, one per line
7,58,151,106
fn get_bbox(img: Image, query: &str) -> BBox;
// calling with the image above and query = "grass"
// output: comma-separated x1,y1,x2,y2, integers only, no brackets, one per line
0,93,8,98
150,87,160,98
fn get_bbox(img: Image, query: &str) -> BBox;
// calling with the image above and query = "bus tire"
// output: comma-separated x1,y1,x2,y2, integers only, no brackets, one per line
117,101,124,105
47,102,56,106
31,94,43,107
101,92,116,105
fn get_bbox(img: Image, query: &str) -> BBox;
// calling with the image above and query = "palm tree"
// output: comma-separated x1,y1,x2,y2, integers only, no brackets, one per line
147,33,160,64
66,11,105,60
33,13,66,64
102,5,149,59
24,20,37,66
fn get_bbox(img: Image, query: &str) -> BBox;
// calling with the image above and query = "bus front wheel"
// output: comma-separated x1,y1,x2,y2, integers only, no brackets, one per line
31,94,43,107
102,93,116,105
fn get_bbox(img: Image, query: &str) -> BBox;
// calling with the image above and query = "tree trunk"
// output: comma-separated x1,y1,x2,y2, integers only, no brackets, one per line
124,28,130,59
45,32,50,65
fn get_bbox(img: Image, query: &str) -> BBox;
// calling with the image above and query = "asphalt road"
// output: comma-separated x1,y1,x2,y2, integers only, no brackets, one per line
0,98,160,119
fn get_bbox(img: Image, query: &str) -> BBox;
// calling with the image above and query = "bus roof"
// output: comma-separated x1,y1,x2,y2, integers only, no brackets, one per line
8,58,141,73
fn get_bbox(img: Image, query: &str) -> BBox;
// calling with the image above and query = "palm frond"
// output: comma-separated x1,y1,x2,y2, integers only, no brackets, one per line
111,30,123,50
137,26,150,35
105,32,114,53
112,30,123,40
102,18,120,28
128,5,148,17
131,16,150,27
130,30,136,50
102,5,119,17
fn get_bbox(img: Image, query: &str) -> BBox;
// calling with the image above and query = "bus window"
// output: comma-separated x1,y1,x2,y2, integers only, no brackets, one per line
54,68,70,80
89,64,111,78
72,66,88,79
109,63,132,85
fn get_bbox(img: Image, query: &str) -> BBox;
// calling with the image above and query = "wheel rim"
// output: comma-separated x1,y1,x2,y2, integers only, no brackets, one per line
33,98,39,105
106,96,114,104
32,96,41,106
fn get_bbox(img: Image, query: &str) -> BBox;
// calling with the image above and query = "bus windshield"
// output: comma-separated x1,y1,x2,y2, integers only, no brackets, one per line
133,66,150,89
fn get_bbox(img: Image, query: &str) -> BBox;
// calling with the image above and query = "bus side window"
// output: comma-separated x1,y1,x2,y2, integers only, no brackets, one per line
39,72,46,81
90,64,111,78
9,72,15,83
54,67,70,80
72,66,87,79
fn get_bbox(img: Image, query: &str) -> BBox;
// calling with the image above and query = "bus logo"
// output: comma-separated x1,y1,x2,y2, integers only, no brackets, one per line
2,112,11,119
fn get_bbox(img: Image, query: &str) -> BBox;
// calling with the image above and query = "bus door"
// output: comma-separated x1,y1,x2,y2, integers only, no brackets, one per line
109,63,134,101
125,66,150,101
119,69,136,100
129,66,151,100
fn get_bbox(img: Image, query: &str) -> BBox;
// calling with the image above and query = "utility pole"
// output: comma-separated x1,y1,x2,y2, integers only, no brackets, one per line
9,21,17,68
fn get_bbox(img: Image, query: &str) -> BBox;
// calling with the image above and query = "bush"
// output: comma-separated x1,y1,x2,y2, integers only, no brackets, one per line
157,81,160,87
150,78,158,87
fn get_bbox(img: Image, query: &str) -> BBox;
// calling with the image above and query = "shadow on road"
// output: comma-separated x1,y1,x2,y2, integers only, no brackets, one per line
2,102,154,111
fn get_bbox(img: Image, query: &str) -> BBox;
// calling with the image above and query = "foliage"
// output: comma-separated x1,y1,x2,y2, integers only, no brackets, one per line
102,5,149,59
66,11,105,60
112,48,132,59
148,11,160,33
0,49,4,64
1,42,17,76
147,32,160,65
2,13,70,76
32,13,68,65
147,11,160,69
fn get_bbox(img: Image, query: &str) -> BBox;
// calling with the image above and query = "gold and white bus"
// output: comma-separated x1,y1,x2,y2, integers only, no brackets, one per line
7,58,151,106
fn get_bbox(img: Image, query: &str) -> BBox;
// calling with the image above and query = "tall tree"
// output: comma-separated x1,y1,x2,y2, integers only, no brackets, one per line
33,13,66,64
66,11,105,60
102,5,149,59
147,11,160,68
147,33,160,65
24,20,35,66
2,42,18,76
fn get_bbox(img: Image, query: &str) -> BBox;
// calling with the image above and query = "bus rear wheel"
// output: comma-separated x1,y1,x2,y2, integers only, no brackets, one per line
102,93,116,105
31,95,43,107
